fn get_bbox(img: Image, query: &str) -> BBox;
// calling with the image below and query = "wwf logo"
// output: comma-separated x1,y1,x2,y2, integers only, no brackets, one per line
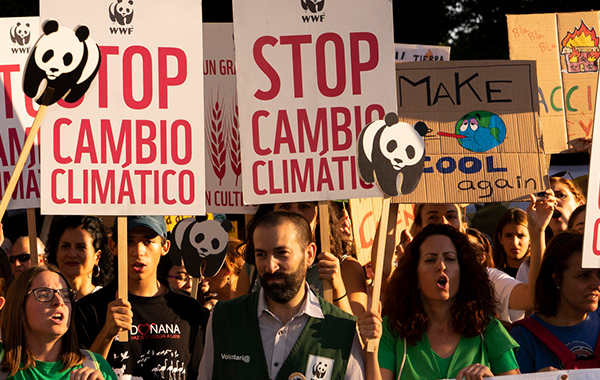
109,0,134,25
301,0,324,13
9,22,31,46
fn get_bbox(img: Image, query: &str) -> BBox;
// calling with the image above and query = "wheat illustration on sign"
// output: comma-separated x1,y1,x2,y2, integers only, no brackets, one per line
206,93,241,186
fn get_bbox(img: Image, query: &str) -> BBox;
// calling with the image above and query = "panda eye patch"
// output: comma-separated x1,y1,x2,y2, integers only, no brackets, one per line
406,145,415,159
386,140,397,153
211,238,220,250
195,233,205,244
63,53,73,66
42,50,54,63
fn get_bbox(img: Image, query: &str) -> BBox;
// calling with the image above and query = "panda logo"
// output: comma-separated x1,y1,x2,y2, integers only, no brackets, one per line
169,218,233,279
301,0,325,13
311,362,328,379
9,22,31,46
357,112,428,197
23,19,101,106
109,0,134,25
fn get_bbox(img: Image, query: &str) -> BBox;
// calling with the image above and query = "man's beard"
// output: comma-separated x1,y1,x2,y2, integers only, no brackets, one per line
259,261,306,303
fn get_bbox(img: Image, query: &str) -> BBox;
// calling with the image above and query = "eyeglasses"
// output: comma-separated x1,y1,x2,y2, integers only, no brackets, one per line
168,273,193,282
9,253,30,264
550,170,575,182
27,287,77,303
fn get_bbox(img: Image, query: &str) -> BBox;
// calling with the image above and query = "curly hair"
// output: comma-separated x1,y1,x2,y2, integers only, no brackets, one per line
242,201,354,265
383,224,497,346
466,228,495,268
45,215,113,287
492,208,529,270
535,230,583,317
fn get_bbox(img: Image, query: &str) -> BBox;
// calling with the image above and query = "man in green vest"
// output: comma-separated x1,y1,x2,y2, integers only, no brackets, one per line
198,211,365,380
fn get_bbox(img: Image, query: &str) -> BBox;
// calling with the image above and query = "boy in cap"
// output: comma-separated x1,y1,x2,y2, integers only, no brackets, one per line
75,215,207,380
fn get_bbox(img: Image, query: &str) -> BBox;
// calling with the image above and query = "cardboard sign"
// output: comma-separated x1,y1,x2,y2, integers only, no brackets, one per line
0,17,41,210
508,11,600,153
233,0,396,204
203,23,256,214
392,60,547,204
582,74,600,268
349,198,414,265
39,0,205,215
395,43,450,62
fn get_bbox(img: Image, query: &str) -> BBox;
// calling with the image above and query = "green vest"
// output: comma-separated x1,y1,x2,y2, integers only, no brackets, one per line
212,290,357,380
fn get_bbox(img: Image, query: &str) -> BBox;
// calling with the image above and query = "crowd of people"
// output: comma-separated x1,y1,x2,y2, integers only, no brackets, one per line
0,174,596,379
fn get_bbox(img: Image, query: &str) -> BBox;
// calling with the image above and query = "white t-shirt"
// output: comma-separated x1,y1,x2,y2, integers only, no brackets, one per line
487,267,525,323
516,259,530,284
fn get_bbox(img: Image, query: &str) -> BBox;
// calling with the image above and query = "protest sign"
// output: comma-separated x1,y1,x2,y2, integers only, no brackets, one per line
495,369,600,380
391,60,547,204
395,43,450,62
204,23,256,214
0,17,40,210
39,0,205,215
508,11,600,153
349,198,414,265
582,73,600,268
233,0,396,204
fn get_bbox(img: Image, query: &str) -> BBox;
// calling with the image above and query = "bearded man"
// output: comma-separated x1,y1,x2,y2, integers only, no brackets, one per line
197,211,364,380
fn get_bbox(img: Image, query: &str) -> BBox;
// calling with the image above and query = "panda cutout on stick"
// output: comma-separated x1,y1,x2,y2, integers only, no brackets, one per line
357,112,428,197
169,218,233,279
23,19,101,106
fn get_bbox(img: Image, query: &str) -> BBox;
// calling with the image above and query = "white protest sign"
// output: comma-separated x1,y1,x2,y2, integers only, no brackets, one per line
40,0,205,215
204,23,256,214
395,43,450,62
233,0,396,204
583,74,600,268
494,368,600,380
0,17,41,210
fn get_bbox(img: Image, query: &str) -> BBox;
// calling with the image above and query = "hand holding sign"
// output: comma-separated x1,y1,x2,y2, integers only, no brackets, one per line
0,20,101,221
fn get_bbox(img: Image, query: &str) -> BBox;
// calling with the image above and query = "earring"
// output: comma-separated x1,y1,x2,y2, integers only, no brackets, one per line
227,276,231,285
556,285,560,290
93,264,100,278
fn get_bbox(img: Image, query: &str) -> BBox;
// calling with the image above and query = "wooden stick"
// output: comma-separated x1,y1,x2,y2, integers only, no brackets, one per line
27,209,38,267
190,277,199,300
0,89,54,221
367,197,391,352
117,217,129,342
318,201,332,303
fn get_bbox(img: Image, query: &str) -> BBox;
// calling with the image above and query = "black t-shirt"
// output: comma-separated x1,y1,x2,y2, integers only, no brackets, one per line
75,282,208,380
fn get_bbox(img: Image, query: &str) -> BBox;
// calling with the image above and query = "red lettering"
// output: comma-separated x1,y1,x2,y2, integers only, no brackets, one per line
158,47,187,109
162,170,176,204
0,64,19,119
171,119,192,164
331,107,352,150
53,118,72,164
252,110,271,155
179,170,194,204
280,35,312,98
74,119,98,164
253,36,280,100
350,32,379,95
51,169,66,204
123,46,153,109
252,161,267,195
274,110,296,154
98,46,120,108
136,120,157,163
316,33,346,97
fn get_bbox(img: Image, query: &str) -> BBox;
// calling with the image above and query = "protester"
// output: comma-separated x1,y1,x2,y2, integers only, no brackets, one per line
239,201,367,317
199,211,365,379
465,228,494,268
158,252,195,296
202,238,244,310
511,230,600,372
547,176,585,237
0,265,115,379
75,216,207,379
9,236,45,279
358,224,520,380
567,204,586,232
45,216,113,300
493,208,530,278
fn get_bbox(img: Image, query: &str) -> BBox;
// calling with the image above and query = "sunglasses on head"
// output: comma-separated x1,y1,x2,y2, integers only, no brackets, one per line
9,253,30,264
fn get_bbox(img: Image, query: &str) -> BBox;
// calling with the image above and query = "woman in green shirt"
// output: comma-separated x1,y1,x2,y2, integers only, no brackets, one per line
0,265,116,380
359,224,520,380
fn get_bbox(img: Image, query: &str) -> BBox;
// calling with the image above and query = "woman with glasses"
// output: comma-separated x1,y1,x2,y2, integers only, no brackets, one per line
0,265,116,379
45,216,113,300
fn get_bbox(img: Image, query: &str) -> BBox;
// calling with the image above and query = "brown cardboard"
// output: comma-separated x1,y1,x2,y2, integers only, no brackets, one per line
508,11,599,153
349,198,414,265
391,60,547,204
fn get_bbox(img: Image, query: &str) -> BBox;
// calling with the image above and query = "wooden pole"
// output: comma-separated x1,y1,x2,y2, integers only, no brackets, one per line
27,209,38,267
0,89,53,221
190,277,199,300
117,217,129,342
367,197,391,352
318,201,333,303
